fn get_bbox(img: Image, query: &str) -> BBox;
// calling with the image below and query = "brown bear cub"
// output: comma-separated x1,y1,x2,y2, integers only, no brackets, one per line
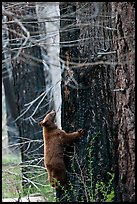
38,110,84,188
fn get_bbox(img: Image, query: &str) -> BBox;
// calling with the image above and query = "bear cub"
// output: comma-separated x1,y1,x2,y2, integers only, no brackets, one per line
38,110,84,188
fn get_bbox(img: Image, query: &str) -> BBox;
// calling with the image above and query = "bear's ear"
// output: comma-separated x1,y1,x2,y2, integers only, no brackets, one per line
38,121,43,126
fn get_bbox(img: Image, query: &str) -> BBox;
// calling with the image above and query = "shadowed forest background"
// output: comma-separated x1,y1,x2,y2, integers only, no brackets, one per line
2,2,135,202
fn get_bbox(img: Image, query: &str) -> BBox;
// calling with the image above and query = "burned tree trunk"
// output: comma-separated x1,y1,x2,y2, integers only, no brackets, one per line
112,2,135,202
2,11,20,153
6,2,54,193
59,2,115,202
76,3,115,202
58,2,84,202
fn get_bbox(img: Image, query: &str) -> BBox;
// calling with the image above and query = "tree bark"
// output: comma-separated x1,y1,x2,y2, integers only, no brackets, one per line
59,2,115,202
57,2,82,202
112,2,135,202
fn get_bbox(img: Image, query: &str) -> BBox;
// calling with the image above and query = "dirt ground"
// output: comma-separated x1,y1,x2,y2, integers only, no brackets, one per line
2,194,47,202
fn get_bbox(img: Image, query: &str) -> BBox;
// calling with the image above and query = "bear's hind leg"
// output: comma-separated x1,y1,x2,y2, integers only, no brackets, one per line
51,168,66,188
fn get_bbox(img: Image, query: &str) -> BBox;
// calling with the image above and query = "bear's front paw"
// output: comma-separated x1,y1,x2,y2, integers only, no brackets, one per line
78,129,84,136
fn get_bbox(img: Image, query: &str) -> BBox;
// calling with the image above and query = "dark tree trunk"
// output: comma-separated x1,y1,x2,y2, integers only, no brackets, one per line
112,2,135,202
2,9,20,154
58,2,115,202
2,72,20,154
7,2,54,193
57,2,83,202
76,3,115,202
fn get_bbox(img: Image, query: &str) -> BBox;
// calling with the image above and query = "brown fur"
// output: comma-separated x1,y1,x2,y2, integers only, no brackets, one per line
38,110,84,188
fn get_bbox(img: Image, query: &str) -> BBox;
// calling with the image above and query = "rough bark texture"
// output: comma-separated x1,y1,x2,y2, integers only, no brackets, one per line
112,2,135,202
58,2,115,202
57,3,82,201
76,3,115,202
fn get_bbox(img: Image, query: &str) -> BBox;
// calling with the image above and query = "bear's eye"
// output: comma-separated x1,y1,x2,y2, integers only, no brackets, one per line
43,120,48,126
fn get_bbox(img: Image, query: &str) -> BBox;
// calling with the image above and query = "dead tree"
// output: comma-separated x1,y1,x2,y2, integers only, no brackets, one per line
58,2,115,202
2,7,20,154
4,2,54,193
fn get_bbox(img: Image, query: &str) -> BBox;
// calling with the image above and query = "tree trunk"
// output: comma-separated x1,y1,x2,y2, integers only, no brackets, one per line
6,2,54,193
36,2,61,128
112,2,135,202
58,2,115,202
57,3,82,202
2,7,20,154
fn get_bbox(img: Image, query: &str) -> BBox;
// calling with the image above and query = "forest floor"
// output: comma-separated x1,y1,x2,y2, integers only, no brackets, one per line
2,153,56,202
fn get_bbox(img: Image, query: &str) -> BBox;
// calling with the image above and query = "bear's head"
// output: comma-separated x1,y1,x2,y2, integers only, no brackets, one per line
38,110,56,127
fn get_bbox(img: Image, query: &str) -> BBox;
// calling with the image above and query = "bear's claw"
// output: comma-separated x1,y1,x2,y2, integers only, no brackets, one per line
78,129,84,135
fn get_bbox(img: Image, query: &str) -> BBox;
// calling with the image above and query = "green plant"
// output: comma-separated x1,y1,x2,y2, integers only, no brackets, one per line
86,132,101,201
95,172,114,202
86,133,114,202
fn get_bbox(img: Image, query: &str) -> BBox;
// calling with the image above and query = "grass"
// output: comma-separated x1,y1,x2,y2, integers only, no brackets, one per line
2,153,56,201
2,153,22,199
2,153,21,164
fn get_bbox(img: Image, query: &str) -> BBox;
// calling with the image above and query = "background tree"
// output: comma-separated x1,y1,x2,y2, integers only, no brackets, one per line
3,2,54,193
2,6,20,154
36,2,61,128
